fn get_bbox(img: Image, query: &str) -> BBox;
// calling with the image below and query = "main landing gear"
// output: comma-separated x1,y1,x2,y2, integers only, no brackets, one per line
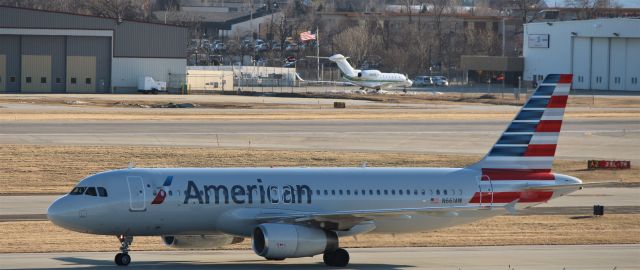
115,235,132,266
323,248,350,267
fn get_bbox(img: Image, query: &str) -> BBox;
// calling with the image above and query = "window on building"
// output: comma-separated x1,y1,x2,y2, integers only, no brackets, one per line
9,76,16,83
86,78,92,84
346,190,351,195
26,77,32,83
71,78,77,84
384,190,388,195
316,190,320,196
331,190,335,195
436,189,441,195
339,190,343,195
376,190,381,195
324,190,328,195
354,190,358,195
391,190,396,195
56,77,62,84
399,189,403,195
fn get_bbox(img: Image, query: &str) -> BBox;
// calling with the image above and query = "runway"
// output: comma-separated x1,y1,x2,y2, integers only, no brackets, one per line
0,119,638,160
2,188,637,221
0,245,637,269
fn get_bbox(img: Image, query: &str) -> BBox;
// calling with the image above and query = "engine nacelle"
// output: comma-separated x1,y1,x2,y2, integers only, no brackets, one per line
252,223,338,259
359,70,381,78
162,234,244,249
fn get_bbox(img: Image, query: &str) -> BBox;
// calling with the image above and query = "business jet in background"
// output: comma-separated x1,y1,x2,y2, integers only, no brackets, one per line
49,74,599,267
318,54,413,90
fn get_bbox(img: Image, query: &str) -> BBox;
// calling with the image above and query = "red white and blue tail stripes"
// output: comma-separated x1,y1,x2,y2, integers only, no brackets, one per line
469,74,573,179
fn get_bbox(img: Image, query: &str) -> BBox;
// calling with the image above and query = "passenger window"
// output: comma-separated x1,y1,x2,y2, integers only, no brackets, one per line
97,187,108,197
69,187,86,195
85,187,97,196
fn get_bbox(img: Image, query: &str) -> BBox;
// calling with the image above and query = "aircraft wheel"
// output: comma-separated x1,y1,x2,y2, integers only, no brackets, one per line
323,248,349,267
115,253,130,266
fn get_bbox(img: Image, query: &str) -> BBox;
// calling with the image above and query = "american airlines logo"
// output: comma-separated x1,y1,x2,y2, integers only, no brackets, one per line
184,178,312,205
151,176,173,205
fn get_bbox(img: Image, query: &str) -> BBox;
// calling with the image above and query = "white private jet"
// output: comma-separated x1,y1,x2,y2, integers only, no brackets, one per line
320,54,413,90
49,74,594,267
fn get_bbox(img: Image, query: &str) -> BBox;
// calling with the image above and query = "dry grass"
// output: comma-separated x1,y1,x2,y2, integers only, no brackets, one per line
1,214,637,253
0,144,636,195
1,93,639,121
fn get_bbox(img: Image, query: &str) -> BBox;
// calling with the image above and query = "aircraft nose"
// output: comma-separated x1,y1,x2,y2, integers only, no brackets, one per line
47,196,77,228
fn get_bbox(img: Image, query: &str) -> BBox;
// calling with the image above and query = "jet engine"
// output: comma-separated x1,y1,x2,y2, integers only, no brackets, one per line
252,223,338,259
162,234,244,249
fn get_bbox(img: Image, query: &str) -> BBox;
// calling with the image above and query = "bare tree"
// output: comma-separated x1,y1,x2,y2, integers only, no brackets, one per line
332,23,381,68
565,0,622,19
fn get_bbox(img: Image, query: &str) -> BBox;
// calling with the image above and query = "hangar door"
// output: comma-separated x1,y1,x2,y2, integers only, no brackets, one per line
572,37,591,90
590,38,609,90
627,39,640,91
609,39,626,91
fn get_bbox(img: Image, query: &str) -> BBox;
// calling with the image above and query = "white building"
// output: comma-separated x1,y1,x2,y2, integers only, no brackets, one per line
524,18,640,91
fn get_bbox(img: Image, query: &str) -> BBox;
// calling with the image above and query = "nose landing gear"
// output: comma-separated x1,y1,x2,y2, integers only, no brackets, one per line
115,235,132,266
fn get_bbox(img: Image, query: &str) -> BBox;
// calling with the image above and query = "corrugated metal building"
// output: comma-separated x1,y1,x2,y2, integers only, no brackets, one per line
524,18,640,91
0,6,187,93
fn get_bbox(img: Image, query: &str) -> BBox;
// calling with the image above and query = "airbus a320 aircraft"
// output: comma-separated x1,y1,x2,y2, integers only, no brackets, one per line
324,54,413,90
49,74,589,267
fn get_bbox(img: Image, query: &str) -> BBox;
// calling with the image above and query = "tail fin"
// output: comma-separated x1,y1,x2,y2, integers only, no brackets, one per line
328,54,358,77
469,74,573,176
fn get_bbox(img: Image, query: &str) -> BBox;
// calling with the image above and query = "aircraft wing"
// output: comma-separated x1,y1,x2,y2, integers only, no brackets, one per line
243,202,516,231
520,181,621,190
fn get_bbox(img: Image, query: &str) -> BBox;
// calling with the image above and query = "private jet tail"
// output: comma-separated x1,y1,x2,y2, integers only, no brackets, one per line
328,54,358,77
468,74,573,177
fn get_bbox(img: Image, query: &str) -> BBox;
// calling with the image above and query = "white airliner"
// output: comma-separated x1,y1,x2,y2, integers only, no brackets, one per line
324,54,413,90
49,74,592,267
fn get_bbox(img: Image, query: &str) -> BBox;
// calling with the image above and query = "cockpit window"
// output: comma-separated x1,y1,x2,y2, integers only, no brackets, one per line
69,187,86,195
85,187,97,196
97,187,108,197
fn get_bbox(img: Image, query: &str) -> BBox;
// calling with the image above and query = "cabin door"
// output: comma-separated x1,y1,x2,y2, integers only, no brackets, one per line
477,175,494,207
127,176,146,211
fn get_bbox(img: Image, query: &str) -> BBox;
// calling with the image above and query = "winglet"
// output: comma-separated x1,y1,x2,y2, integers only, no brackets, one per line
504,200,519,215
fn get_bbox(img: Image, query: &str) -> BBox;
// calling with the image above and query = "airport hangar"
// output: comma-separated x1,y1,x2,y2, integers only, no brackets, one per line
0,6,187,93
524,18,640,91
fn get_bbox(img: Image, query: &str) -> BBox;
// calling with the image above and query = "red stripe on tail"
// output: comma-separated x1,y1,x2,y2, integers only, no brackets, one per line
536,120,563,132
547,96,568,108
481,168,555,180
524,144,557,157
559,74,573,83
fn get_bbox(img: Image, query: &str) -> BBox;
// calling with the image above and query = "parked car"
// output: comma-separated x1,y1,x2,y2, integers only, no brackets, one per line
213,43,226,52
432,76,449,86
255,43,269,52
413,76,434,86
271,42,282,51
285,43,299,52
